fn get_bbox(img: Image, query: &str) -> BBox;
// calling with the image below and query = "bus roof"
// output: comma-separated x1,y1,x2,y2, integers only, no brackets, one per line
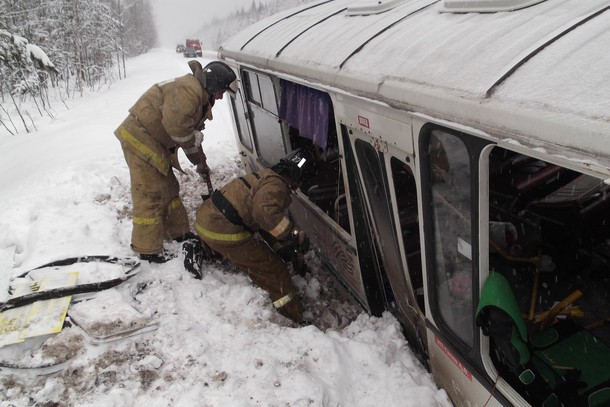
219,0,610,175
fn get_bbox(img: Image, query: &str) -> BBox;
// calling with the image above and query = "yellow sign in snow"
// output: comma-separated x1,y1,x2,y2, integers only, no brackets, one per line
0,272,78,348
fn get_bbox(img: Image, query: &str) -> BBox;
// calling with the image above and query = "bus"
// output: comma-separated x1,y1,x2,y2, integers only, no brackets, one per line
217,0,610,405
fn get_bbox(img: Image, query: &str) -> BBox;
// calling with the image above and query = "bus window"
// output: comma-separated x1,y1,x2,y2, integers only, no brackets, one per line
390,158,424,311
242,70,285,165
258,74,278,115
481,146,610,406
243,70,261,105
279,80,349,233
425,129,474,347
230,89,253,151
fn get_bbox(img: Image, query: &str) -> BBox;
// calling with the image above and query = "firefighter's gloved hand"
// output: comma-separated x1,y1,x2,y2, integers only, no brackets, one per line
295,232,310,254
284,229,309,253
196,161,210,177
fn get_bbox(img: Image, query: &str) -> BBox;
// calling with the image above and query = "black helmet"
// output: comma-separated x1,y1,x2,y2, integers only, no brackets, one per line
272,148,317,184
203,61,237,95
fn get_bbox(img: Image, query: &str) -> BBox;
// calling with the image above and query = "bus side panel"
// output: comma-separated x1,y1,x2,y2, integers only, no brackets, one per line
289,197,370,308
428,332,505,407
334,93,414,155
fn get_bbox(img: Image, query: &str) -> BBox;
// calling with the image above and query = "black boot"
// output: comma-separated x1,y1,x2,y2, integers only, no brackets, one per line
173,231,199,243
139,250,175,263
182,239,205,279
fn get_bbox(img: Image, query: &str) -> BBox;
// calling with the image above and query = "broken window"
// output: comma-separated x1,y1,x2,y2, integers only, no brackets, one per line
480,146,610,406
279,80,349,233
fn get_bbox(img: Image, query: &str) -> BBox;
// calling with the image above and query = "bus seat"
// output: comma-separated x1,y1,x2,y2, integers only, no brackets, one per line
321,145,340,163
476,272,531,372
491,155,563,193
306,184,338,204
512,164,563,195
578,183,610,241
527,174,603,209
526,176,610,244
477,272,610,406
306,184,347,228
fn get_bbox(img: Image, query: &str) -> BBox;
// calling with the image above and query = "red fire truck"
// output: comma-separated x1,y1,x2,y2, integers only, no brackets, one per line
185,39,202,57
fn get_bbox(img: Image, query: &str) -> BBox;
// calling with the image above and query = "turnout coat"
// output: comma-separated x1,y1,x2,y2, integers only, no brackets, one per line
196,168,293,244
114,62,212,175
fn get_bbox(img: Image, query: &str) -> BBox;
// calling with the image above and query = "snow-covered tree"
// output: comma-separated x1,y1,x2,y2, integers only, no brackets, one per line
198,0,318,51
0,28,57,133
0,0,157,133
121,0,157,56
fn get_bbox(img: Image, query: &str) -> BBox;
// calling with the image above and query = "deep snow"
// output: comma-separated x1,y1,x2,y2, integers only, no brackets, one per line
0,49,451,407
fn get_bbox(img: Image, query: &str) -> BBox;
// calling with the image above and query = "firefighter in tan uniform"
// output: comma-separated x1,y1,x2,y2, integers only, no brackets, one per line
114,60,237,262
194,149,317,323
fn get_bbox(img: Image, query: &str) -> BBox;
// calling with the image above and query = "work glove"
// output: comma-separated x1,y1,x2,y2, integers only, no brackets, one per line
287,229,309,276
295,231,310,254
184,133,206,168
196,161,210,177
282,229,309,254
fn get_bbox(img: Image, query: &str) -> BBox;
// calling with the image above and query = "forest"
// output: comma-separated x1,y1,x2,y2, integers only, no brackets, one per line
0,0,156,134
0,0,315,135
198,0,317,51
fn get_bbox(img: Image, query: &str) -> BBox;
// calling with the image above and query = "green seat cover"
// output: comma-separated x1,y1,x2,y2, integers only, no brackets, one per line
478,272,610,406
477,272,530,364
534,330,610,396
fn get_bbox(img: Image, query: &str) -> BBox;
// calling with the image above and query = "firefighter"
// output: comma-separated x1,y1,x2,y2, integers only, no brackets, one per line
193,148,317,323
114,60,237,263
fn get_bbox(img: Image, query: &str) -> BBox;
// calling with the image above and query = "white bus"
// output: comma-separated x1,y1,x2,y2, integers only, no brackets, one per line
218,0,610,405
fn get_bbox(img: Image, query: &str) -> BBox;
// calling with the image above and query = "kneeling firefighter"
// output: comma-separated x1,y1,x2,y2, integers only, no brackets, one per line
193,148,317,323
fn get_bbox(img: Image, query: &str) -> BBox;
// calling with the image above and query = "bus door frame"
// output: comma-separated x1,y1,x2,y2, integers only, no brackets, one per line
230,71,258,172
340,107,428,360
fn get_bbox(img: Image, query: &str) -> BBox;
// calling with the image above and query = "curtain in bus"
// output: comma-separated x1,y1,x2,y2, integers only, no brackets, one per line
279,80,330,150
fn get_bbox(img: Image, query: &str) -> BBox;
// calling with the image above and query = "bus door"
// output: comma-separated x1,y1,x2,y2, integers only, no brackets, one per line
346,127,428,360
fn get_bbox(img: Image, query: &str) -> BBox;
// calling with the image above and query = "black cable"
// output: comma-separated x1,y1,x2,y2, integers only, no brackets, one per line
2,255,141,312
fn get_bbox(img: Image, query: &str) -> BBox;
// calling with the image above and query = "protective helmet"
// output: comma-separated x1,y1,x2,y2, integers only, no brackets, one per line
272,148,317,184
203,61,237,96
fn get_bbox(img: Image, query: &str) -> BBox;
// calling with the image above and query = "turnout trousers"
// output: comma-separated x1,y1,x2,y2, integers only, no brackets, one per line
122,146,190,255
202,234,303,323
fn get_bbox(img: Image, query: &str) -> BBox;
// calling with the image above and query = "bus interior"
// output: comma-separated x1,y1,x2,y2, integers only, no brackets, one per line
483,146,610,405
278,79,350,235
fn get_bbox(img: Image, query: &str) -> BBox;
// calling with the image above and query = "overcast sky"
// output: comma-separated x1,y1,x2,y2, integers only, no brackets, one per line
150,0,266,47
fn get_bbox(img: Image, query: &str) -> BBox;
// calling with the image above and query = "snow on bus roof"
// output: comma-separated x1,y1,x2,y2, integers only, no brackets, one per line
220,0,610,170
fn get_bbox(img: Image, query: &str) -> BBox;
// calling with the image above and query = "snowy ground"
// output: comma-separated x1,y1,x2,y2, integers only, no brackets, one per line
0,49,451,406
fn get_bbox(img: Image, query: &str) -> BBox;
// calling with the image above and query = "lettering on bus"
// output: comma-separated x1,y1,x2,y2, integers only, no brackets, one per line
357,115,370,128
435,335,472,381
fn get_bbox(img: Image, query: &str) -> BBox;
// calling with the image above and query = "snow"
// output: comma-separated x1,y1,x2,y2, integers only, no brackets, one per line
219,0,610,172
0,49,451,406
26,43,55,70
